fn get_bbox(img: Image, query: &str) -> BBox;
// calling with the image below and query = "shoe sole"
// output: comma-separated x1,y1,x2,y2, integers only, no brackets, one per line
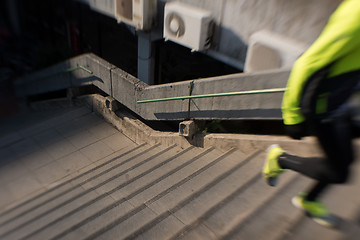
266,177,278,187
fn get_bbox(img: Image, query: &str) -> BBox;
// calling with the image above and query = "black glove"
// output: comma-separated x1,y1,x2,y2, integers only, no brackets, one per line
285,122,308,140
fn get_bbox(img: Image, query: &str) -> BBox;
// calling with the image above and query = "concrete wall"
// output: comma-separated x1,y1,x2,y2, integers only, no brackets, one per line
15,53,289,121
174,0,341,63
78,0,342,68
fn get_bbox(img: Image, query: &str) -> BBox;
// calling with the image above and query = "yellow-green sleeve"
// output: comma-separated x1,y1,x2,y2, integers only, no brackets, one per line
282,0,360,125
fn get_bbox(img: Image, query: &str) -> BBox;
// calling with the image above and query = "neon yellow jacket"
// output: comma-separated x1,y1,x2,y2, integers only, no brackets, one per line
282,0,360,125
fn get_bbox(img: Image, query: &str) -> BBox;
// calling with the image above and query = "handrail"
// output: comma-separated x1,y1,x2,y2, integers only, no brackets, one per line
137,88,286,103
65,65,93,74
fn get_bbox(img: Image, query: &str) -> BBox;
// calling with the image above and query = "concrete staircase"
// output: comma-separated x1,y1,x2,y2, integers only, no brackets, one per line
1,102,360,240
0,139,310,240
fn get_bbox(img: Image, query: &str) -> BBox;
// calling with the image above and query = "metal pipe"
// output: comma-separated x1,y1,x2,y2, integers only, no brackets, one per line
137,88,286,103
65,65,93,74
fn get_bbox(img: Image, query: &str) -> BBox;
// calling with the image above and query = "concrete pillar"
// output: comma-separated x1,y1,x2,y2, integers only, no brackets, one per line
137,32,155,85
105,96,122,112
179,120,199,138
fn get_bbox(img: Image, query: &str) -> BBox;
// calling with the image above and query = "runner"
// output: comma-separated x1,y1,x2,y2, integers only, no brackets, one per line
262,0,360,227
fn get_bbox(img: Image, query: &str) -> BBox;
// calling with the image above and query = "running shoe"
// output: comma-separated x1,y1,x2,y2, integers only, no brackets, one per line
262,144,285,186
292,193,338,228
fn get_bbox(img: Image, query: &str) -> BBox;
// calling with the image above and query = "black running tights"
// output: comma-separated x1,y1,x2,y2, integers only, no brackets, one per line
278,114,355,200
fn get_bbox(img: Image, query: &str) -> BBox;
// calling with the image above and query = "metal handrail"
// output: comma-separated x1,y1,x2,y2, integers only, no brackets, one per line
65,65,93,74
137,88,286,103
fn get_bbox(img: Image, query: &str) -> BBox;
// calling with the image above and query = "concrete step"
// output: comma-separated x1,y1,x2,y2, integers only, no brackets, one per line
0,106,91,148
2,101,360,240
76,149,251,239
134,152,311,240
0,143,317,240
0,143,193,240
0,144,227,240
217,174,311,240
67,148,244,240
53,147,225,240
0,142,147,227
277,156,360,240
0,106,138,212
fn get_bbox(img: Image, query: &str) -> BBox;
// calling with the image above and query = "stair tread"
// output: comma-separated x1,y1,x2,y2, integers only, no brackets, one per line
2,104,360,240
50,147,222,240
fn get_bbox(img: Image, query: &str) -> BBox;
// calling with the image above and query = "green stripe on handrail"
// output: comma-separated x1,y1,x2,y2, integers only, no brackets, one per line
65,65,93,74
137,88,286,103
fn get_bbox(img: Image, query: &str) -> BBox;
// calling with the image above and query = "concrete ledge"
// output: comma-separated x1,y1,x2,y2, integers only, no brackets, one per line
15,53,290,121
199,134,322,157
80,94,325,157
80,94,194,149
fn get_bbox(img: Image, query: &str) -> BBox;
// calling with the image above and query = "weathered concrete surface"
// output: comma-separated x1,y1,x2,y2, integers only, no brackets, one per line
82,93,322,158
179,120,199,138
77,0,341,67
1,97,360,240
111,67,146,112
186,70,288,120
173,0,341,63
15,53,290,121
244,30,309,72
70,54,114,95
82,94,193,150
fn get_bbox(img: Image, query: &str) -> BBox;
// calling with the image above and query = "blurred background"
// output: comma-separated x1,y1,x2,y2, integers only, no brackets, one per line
0,0,341,121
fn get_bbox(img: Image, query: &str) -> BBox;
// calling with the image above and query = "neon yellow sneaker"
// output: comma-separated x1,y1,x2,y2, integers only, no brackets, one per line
262,144,285,186
292,193,338,228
